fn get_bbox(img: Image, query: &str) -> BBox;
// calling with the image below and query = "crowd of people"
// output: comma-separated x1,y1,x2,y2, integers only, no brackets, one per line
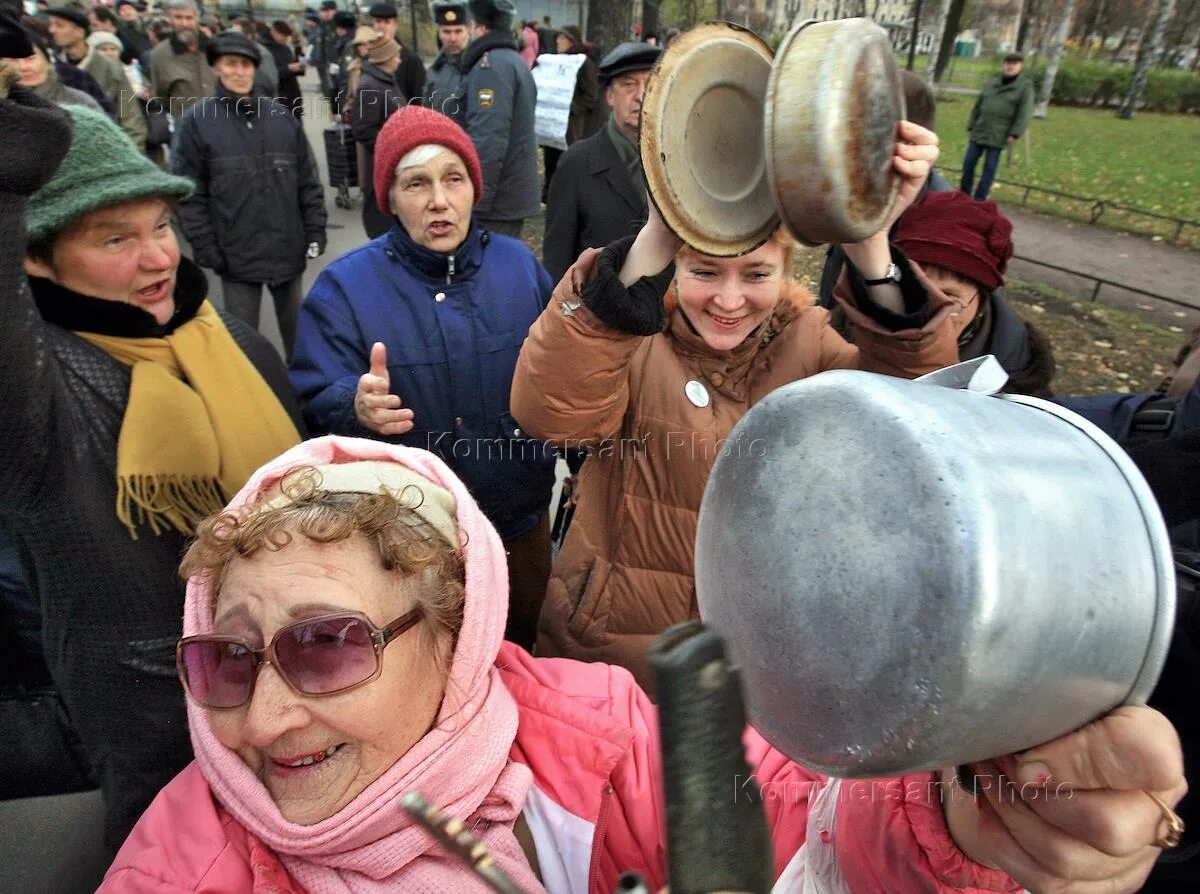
1,1,1198,892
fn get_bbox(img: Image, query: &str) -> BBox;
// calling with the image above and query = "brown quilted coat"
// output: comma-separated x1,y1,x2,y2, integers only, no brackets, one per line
511,250,960,692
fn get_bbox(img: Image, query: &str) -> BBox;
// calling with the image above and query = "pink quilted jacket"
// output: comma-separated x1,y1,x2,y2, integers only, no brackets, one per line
100,643,1019,893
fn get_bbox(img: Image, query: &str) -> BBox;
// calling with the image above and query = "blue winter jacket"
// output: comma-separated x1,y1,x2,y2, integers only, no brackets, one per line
290,222,557,541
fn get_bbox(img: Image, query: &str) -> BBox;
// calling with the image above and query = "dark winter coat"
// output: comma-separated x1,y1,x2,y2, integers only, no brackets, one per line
348,59,407,148
460,29,540,221
0,89,302,842
542,124,648,284
290,223,557,541
423,47,465,120
262,39,302,114
171,85,326,285
968,74,1035,148
392,41,427,106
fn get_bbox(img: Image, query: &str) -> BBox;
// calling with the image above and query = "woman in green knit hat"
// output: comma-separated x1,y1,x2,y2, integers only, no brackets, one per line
0,43,304,863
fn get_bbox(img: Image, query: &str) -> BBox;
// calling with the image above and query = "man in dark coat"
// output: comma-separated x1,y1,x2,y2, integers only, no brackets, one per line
263,19,304,115
310,0,337,103
367,2,425,100
114,0,150,69
171,31,326,360
423,0,468,118
460,0,538,237
542,41,659,283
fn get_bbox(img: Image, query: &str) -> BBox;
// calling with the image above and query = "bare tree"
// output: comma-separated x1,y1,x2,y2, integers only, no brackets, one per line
587,0,634,59
1118,0,1177,118
1034,0,1078,116
924,0,952,82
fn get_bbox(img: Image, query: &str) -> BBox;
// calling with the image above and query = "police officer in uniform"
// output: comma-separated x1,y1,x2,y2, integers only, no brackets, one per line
424,2,469,120
459,0,537,237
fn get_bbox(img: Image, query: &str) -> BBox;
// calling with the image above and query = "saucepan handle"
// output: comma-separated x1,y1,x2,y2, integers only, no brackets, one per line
649,621,773,894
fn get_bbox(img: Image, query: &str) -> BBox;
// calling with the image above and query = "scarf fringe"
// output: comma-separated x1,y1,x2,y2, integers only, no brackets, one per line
116,475,227,540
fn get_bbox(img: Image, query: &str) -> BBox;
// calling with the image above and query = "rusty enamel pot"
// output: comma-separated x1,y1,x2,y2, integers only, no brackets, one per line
640,22,777,256
765,18,905,245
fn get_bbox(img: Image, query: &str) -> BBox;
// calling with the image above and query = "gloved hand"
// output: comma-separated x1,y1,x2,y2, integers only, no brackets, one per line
0,63,72,197
328,63,340,76
306,241,324,259
580,234,675,336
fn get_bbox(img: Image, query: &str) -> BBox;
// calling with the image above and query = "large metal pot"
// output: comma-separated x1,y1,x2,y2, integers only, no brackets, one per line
695,359,1176,777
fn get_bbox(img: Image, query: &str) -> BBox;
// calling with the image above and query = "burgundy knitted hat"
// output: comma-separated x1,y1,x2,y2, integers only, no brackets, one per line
374,106,484,216
894,191,1014,291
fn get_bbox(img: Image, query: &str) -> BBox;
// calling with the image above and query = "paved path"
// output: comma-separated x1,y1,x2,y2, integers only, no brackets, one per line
1001,202,1200,327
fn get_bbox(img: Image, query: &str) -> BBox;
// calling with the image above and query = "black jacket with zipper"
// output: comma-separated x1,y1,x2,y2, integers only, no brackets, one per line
171,85,326,284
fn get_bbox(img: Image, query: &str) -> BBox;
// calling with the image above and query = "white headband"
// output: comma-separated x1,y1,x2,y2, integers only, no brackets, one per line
259,461,459,547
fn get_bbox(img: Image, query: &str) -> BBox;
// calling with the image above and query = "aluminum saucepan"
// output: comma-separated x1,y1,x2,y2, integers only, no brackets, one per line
695,358,1176,777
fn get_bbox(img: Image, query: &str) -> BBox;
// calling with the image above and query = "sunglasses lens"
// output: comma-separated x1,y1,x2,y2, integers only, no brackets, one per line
179,640,256,708
275,616,378,695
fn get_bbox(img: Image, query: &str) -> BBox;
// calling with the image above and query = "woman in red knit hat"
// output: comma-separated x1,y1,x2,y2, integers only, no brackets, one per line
290,105,559,652
892,190,1056,397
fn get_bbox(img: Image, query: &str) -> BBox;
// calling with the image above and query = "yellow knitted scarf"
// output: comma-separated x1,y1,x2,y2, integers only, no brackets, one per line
77,301,301,538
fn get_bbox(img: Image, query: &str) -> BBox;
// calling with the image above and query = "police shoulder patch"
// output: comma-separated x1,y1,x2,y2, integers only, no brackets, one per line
478,88,495,108
480,51,491,69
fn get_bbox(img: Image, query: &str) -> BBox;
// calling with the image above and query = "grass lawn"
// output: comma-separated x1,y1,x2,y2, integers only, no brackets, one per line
932,94,1200,248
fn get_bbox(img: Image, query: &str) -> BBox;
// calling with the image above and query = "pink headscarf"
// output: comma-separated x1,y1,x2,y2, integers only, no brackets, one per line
183,435,545,893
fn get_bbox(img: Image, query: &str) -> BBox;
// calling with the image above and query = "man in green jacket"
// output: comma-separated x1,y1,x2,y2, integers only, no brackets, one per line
47,6,146,151
960,53,1034,201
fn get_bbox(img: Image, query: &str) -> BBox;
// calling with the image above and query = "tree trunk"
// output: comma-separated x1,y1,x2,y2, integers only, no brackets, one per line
929,0,967,80
1035,0,1078,116
923,0,951,83
1010,0,1027,51
1118,0,1177,119
587,0,633,60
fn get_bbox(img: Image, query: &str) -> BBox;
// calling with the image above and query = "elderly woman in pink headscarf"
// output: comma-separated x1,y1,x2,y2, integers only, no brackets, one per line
99,434,1186,893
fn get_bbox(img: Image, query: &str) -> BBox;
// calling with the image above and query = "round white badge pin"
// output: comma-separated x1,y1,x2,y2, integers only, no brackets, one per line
685,380,710,408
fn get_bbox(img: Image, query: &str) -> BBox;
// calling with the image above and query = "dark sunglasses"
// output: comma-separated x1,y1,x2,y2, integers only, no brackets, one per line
176,609,422,709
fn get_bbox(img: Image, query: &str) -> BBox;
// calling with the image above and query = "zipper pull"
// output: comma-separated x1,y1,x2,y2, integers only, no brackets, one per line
446,253,456,284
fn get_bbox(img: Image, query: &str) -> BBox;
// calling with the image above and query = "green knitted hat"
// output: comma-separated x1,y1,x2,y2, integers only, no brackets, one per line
26,106,194,244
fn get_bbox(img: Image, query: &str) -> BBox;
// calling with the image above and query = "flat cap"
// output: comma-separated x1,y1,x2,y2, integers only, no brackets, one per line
46,6,90,33
320,0,337,10
367,2,397,18
333,10,356,28
205,30,260,66
598,41,661,81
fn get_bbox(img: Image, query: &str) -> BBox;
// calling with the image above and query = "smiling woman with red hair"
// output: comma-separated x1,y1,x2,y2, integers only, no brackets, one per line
513,121,962,692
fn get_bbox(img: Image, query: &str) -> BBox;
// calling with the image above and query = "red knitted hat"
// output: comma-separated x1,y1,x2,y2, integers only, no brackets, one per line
373,106,484,216
894,191,1014,291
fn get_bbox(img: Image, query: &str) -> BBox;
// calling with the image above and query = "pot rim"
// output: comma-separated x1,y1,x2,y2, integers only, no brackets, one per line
639,20,778,257
764,17,903,246
1003,393,1177,705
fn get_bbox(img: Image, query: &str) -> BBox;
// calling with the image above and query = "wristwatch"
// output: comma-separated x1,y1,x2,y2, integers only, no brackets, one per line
863,262,902,286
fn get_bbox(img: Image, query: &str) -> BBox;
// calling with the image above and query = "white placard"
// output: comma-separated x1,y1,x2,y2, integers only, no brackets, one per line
531,53,588,150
